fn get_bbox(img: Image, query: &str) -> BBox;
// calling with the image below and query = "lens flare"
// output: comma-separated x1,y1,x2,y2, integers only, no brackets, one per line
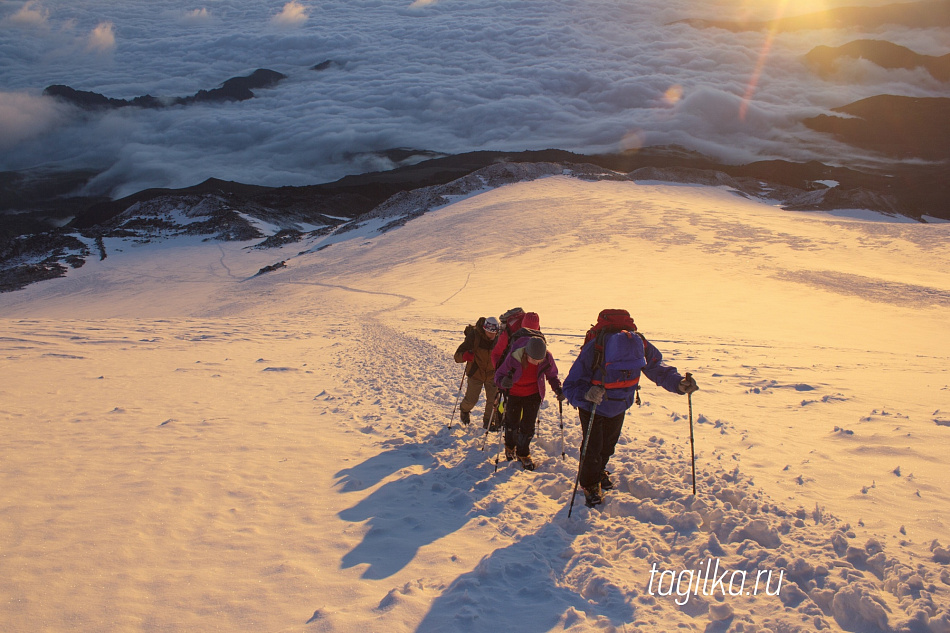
740,0,789,121
664,85,684,106
619,129,645,153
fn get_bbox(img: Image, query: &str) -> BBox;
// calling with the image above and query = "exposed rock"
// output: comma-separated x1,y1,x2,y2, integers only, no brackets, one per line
43,68,287,111
312,60,343,71
178,69,286,106
251,229,304,250
0,261,68,292
254,261,287,276
0,231,90,292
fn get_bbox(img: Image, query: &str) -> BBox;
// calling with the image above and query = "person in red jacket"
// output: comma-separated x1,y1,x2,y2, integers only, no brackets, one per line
494,332,562,471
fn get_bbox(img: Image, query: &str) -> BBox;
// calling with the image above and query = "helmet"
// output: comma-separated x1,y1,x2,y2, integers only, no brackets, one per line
483,316,500,333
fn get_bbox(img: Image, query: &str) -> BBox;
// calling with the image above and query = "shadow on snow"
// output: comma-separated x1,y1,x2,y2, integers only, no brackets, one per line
336,429,517,580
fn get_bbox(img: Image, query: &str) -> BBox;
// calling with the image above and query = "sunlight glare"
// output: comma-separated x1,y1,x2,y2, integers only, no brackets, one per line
663,85,684,106
619,129,645,153
739,0,789,121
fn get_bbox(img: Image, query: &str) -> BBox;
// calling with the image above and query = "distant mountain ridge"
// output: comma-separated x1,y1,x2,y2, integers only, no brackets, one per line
43,69,287,110
805,40,950,82
3,148,948,293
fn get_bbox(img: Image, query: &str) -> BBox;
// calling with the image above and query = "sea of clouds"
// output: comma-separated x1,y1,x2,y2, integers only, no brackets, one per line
1,0,947,198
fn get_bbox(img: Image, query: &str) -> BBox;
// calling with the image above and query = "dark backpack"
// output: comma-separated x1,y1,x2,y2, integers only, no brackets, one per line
500,326,545,366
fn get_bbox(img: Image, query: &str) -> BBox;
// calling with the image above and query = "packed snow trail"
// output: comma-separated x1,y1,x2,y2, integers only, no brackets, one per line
317,314,950,633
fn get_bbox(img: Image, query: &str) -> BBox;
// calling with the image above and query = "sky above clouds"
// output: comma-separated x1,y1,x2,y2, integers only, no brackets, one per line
0,0,947,197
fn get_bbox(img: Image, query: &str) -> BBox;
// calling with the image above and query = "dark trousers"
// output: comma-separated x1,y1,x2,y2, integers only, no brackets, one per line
503,392,542,457
578,408,625,488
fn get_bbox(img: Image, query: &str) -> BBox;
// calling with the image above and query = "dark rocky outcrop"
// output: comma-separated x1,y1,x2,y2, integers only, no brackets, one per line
0,232,89,292
177,69,286,105
254,261,287,276
7,146,950,240
43,69,287,111
312,60,343,72
805,40,950,81
0,169,107,240
251,229,304,250
804,95,950,161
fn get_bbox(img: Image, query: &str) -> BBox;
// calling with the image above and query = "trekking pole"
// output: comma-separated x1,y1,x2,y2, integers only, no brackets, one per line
567,403,598,518
481,390,502,451
558,399,566,460
447,366,466,430
687,372,697,496
493,392,509,473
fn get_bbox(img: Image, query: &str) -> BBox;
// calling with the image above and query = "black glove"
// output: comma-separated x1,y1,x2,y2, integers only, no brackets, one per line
499,375,513,390
553,385,565,402
678,374,698,394
585,385,605,405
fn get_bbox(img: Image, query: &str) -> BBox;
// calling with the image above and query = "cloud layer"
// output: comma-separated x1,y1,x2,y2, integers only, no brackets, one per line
5,0,49,27
271,2,309,27
86,21,115,52
0,0,947,197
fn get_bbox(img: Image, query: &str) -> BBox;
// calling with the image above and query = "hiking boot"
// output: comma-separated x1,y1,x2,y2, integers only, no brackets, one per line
518,454,536,471
583,483,603,507
459,410,471,425
600,470,614,491
486,420,500,432
504,445,516,461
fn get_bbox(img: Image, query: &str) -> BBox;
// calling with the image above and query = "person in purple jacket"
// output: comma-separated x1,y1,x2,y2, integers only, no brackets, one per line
495,335,563,471
563,324,698,507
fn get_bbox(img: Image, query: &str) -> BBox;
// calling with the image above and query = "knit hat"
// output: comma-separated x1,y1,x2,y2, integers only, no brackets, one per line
525,337,546,360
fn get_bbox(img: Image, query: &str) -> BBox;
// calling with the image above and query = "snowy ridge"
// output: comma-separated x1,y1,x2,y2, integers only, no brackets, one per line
105,194,336,243
334,162,623,234
321,160,922,255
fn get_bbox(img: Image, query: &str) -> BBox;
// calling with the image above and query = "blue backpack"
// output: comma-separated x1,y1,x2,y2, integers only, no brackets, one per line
594,330,647,389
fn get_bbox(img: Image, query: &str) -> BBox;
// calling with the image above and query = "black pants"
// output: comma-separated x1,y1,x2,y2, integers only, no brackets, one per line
503,392,542,457
578,408,625,488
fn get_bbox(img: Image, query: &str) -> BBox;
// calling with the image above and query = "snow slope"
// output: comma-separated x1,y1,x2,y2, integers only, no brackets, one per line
1,175,949,632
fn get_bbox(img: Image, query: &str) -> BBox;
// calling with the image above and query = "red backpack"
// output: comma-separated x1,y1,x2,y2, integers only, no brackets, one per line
500,307,525,334
584,309,646,403
583,309,637,345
